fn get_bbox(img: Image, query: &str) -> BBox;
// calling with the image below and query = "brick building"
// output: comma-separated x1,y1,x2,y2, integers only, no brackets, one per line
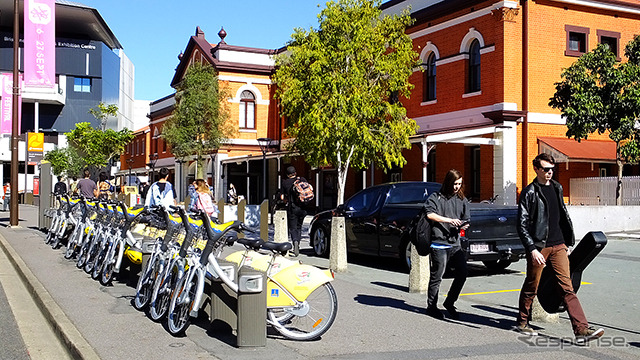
381,0,640,205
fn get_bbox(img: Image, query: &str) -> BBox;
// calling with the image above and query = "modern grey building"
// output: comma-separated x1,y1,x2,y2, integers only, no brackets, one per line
0,0,135,189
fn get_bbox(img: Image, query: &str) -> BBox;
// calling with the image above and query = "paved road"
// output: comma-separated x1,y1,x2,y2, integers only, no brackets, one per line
1,205,639,359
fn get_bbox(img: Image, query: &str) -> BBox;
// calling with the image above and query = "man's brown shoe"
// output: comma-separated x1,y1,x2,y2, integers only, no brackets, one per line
575,327,604,344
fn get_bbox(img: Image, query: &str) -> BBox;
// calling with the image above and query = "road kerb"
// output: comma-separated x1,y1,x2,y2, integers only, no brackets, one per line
0,233,101,360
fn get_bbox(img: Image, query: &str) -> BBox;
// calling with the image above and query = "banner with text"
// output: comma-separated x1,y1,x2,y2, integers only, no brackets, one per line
24,0,56,88
0,73,22,135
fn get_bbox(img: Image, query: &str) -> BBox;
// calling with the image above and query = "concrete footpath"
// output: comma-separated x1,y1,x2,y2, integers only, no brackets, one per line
0,205,637,360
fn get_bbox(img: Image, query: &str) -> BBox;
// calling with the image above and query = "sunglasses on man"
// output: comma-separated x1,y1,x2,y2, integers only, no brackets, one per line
538,166,554,173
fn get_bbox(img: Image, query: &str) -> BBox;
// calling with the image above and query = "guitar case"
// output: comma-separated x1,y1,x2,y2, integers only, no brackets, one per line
537,231,607,313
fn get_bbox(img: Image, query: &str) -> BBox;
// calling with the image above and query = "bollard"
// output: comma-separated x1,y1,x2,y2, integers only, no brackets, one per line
408,245,430,293
259,200,269,240
237,198,246,239
217,198,225,222
274,210,288,243
329,216,348,272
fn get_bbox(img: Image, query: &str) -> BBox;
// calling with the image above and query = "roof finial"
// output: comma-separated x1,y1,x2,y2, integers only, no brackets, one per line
178,52,183,60
218,27,227,44
195,26,205,39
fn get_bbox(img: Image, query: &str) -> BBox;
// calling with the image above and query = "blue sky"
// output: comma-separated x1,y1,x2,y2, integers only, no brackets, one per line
79,0,325,101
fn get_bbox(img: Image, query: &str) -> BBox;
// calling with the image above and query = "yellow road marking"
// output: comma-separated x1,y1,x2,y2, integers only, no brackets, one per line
457,282,592,297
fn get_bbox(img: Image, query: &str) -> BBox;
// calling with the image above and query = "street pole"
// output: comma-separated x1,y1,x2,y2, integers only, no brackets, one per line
257,138,272,202
10,0,20,226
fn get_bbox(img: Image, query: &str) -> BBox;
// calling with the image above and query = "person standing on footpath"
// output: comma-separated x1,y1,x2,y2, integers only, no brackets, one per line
515,153,604,343
69,176,79,195
54,176,68,196
145,167,176,209
1,183,9,211
195,179,218,220
77,169,98,199
424,169,470,320
280,165,307,257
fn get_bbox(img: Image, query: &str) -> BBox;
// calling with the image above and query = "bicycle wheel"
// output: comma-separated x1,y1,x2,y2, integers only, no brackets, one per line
92,241,109,280
77,232,93,269
148,269,178,321
134,255,158,310
100,240,120,286
267,282,338,341
64,225,82,259
167,272,197,335
51,220,66,249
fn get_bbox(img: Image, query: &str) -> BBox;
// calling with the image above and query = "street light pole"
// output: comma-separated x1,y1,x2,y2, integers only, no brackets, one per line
10,0,20,226
147,153,158,184
257,138,272,202
126,158,134,184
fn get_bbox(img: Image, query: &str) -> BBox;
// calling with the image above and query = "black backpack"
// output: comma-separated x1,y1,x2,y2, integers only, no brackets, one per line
408,206,432,256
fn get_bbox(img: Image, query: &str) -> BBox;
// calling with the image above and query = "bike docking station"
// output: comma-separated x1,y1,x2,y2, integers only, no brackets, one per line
207,259,267,347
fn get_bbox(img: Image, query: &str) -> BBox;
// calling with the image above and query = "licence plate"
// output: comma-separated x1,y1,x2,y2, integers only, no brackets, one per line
470,243,490,253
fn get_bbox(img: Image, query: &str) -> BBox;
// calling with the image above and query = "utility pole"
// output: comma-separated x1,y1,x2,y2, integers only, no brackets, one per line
10,0,20,226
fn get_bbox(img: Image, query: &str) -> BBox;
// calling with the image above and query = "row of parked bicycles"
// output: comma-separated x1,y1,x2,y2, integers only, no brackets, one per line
44,195,338,341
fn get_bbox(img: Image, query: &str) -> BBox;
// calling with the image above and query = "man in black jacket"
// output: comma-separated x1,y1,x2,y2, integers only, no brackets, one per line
280,165,307,256
515,153,603,343
54,176,67,195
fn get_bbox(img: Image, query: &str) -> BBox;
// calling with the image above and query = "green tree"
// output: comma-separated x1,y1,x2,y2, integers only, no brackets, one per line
163,62,231,179
272,0,419,204
66,122,133,171
43,147,85,178
549,36,640,205
89,102,119,131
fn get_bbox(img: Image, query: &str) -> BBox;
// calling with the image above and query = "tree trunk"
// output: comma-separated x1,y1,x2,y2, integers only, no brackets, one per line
196,156,206,180
616,158,623,206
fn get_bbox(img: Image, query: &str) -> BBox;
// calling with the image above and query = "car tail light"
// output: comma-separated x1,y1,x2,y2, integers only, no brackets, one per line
459,229,466,237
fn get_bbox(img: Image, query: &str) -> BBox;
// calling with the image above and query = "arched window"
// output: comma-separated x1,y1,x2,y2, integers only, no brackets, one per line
423,52,436,101
468,39,481,93
240,90,256,129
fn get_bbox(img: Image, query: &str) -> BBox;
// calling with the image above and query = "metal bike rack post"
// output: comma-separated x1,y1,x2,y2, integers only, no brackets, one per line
209,260,238,332
38,162,52,230
236,265,266,347
208,260,266,347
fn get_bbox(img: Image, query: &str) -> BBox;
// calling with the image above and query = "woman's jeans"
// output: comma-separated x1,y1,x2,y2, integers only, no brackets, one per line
427,246,468,308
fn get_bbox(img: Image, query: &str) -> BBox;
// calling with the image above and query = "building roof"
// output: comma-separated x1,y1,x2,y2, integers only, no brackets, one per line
538,137,617,163
0,0,122,49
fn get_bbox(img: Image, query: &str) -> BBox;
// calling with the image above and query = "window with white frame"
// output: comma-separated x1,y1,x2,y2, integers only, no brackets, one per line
239,90,256,129
468,39,481,93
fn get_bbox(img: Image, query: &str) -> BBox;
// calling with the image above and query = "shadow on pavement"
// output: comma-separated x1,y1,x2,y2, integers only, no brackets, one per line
354,294,423,314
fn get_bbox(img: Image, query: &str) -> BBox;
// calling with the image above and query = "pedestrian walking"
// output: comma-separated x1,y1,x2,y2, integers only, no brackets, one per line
195,179,218,219
515,153,604,343
424,169,470,320
227,183,238,205
69,176,79,195
54,176,68,196
77,170,98,199
280,165,311,257
97,172,113,200
1,183,9,211
144,167,176,209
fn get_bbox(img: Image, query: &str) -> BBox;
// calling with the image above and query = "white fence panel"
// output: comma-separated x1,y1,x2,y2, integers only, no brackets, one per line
570,176,640,205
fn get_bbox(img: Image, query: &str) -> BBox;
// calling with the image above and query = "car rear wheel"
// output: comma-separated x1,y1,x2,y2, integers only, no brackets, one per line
482,259,512,271
401,240,412,272
311,225,330,257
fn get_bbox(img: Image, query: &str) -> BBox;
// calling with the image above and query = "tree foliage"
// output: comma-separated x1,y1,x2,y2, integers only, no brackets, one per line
89,102,118,130
66,122,133,170
273,0,419,203
43,146,84,178
163,62,231,179
549,35,640,204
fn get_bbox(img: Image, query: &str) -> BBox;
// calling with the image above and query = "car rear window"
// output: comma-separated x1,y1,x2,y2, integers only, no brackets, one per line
386,184,437,204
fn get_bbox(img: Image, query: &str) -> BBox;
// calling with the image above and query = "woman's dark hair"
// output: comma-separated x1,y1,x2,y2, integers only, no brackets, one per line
99,172,107,182
533,153,555,168
440,169,465,199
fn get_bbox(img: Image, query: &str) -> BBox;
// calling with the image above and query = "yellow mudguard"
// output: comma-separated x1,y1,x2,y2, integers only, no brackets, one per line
267,264,333,305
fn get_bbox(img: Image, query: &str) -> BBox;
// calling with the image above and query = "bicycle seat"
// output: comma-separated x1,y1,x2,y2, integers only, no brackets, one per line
261,241,292,255
236,238,264,251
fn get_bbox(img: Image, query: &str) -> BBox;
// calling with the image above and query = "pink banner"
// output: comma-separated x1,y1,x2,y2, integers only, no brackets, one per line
24,0,56,88
0,73,22,135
